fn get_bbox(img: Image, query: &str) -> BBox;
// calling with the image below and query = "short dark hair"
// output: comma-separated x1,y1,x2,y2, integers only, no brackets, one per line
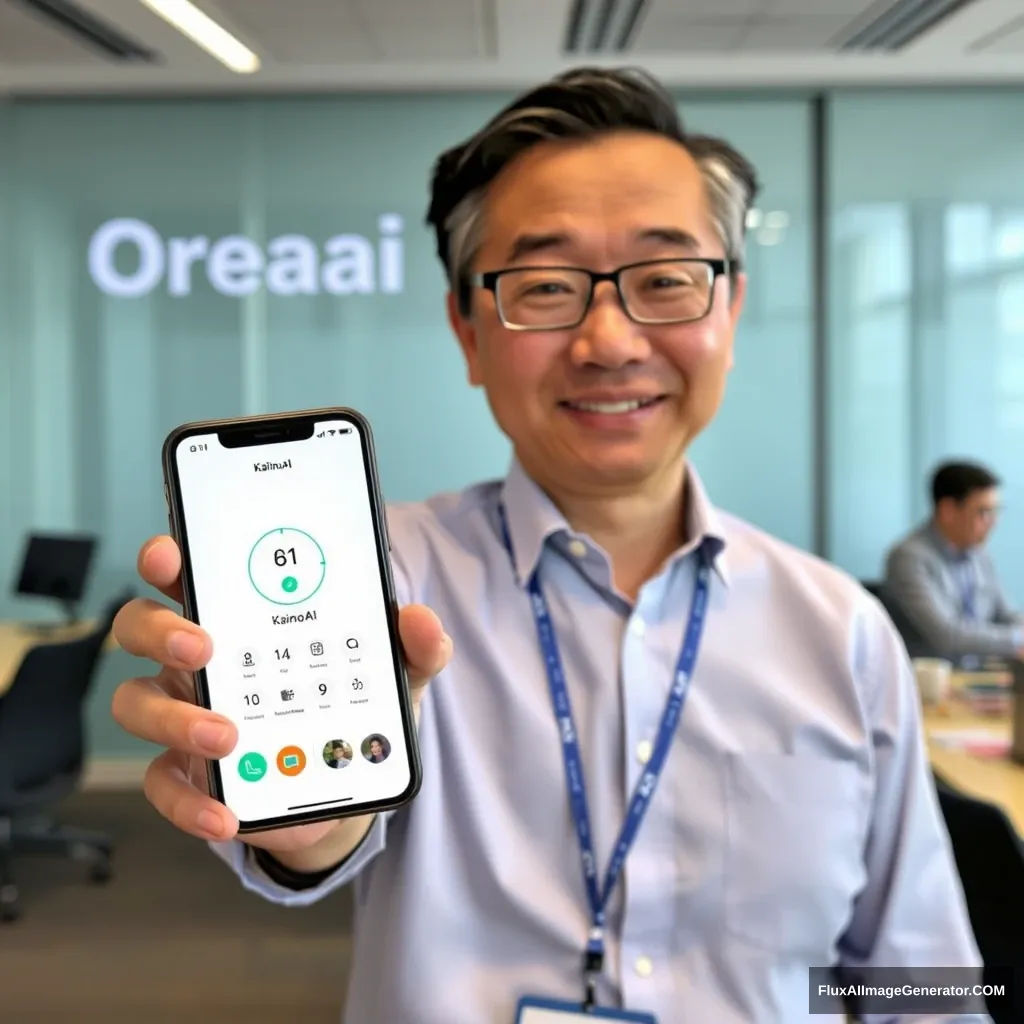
931,460,1000,506
425,66,760,313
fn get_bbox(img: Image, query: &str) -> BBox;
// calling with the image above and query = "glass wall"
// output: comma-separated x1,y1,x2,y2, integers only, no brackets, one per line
0,94,814,756
683,99,814,552
7,87,1024,758
828,91,1024,599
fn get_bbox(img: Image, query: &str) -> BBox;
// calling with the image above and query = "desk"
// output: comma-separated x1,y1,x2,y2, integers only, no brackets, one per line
0,621,119,697
923,670,1024,835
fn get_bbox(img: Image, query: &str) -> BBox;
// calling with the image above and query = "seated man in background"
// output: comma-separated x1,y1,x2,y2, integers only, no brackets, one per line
884,460,1023,661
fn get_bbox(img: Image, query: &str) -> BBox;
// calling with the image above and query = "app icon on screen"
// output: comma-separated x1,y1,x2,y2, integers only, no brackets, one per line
237,752,268,782
276,745,307,777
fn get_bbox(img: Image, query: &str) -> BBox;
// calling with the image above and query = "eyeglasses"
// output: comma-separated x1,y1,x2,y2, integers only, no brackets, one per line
469,257,735,331
975,504,1002,521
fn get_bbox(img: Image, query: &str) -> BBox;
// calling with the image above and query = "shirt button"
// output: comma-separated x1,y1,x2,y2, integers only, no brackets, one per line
567,539,588,559
634,956,654,978
636,740,653,765
629,618,646,638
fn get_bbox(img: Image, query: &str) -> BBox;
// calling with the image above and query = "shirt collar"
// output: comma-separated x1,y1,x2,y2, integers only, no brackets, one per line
927,520,972,562
497,457,730,589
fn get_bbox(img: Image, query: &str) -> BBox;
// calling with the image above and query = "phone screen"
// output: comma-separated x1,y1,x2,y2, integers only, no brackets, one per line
168,413,416,829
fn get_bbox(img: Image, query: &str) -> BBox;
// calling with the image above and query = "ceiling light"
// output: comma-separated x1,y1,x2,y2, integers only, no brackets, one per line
138,0,260,73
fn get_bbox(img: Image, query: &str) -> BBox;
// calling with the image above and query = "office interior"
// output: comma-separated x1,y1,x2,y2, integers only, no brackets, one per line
1,0,1023,1020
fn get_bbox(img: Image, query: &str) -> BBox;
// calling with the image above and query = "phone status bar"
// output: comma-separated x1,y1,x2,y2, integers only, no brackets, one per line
314,424,353,439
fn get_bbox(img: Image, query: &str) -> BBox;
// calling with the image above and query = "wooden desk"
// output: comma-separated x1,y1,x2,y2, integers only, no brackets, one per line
0,621,119,697
923,670,1024,835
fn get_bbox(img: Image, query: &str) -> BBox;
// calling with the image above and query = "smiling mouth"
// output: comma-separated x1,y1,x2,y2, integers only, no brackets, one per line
559,396,666,414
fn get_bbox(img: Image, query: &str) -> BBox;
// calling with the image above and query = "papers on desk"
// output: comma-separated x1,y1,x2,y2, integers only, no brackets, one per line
928,727,1011,758
955,678,1013,716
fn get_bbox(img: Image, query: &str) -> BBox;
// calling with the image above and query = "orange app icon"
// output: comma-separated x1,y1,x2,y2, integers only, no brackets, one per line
276,745,307,777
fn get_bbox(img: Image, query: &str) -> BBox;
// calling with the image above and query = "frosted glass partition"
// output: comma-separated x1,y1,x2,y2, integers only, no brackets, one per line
828,91,1024,599
0,94,815,755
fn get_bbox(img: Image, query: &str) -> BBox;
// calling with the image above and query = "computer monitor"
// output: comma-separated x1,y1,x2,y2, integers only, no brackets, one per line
13,533,98,622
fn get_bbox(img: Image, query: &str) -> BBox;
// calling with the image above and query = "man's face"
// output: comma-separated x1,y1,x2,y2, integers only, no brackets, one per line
940,486,1001,549
448,131,746,497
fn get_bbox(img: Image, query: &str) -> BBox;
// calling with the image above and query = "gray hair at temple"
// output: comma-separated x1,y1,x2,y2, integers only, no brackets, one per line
425,66,761,317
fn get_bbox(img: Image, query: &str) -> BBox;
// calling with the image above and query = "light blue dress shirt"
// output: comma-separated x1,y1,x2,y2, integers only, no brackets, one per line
212,460,986,1023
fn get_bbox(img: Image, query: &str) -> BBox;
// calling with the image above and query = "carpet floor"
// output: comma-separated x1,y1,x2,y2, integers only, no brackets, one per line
0,790,353,1024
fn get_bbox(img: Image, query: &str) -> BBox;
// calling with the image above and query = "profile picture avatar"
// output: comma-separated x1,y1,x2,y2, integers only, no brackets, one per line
361,734,391,764
323,740,353,768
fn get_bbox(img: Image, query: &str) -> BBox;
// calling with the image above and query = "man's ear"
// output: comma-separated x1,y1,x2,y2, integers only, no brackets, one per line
724,272,747,372
447,290,483,387
729,272,747,322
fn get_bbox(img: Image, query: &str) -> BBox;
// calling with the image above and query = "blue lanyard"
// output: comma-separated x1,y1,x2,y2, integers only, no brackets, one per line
497,504,713,1008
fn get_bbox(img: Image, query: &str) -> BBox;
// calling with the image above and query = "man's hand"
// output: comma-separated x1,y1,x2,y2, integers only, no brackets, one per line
110,535,451,857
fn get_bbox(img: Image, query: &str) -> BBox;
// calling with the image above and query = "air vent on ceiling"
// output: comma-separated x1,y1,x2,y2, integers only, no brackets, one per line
563,0,649,53
9,0,157,61
838,0,974,51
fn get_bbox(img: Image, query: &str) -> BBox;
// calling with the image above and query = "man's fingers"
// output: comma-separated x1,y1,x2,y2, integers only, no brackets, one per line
398,603,453,690
143,749,238,841
111,675,237,759
137,535,184,605
113,596,211,671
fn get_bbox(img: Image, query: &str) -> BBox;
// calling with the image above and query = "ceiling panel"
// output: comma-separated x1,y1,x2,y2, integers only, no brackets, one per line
631,17,750,52
373,21,489,59
967,11,1024,53
740,16,853,49
212,0,362,61
766,0,887,13
249,30,373,64
353,0,485,21
643,0,764,14
972,20,1024,52
212,0,488,62
0,1,112,65
363,0,492,58
631,0,907,53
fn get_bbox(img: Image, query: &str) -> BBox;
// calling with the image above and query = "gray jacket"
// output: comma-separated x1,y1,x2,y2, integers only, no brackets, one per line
883,522,1022,659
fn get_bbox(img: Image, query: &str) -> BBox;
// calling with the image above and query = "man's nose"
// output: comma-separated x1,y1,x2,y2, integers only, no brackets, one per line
570,285,651,369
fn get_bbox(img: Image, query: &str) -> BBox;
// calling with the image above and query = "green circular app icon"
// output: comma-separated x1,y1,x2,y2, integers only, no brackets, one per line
237,752,267,782
247,527,326,606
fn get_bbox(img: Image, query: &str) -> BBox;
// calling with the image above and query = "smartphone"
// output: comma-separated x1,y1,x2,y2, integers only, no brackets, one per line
161,407,421,833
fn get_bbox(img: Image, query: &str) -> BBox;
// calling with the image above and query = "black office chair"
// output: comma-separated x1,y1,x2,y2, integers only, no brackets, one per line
933,773,1024,1023
0,589,131,923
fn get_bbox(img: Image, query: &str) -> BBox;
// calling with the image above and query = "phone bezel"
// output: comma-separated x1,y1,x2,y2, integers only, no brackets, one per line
161,406,422,834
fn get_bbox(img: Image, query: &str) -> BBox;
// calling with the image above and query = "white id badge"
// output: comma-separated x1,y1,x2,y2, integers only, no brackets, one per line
515,996,658,1023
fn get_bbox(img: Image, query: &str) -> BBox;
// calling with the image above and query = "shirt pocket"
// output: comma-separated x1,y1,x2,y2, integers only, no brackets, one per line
722,752,871,955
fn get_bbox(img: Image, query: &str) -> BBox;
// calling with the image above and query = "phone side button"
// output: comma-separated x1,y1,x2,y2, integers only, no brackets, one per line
164,486,175,538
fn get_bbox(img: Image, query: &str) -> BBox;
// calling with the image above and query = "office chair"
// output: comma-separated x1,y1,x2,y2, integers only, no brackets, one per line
860,580,936,659
0,589,131,923
933,773,1024,1024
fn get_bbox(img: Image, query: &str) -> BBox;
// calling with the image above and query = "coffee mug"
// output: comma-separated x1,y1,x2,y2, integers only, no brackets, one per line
912,657,953,706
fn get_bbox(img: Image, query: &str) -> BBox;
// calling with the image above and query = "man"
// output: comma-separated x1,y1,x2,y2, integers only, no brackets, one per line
110,68,987,1022
324,741,352,769
884,460,1022,661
